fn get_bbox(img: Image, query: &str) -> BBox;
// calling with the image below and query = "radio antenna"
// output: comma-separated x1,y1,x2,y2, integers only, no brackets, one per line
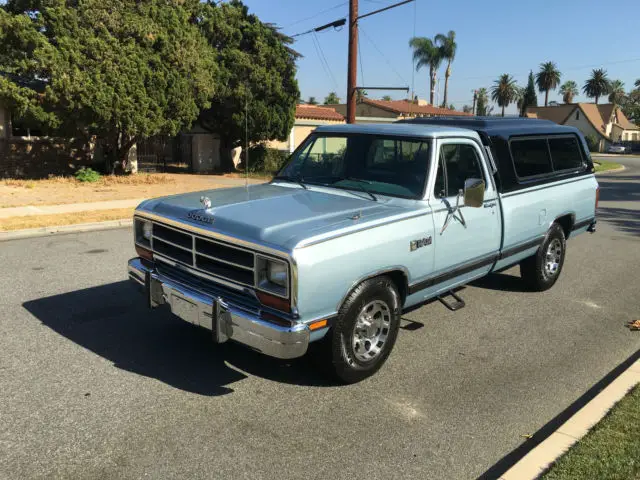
245,88,249,189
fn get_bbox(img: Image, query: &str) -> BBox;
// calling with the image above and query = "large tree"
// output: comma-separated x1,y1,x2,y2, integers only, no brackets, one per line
0,0,217,171
608,79,625,105
535,61,561,107
409,36,442,105
559,80,578,104
435,30,457,108
521,71,538,115
583,69,611,104
491,74,518,117
196,0,299,171
324,92,340,104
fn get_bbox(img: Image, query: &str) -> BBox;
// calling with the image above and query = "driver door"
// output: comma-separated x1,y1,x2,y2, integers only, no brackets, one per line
429,138,501,291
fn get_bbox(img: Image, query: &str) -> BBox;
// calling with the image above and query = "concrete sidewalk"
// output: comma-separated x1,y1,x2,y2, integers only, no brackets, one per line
0,198,146,219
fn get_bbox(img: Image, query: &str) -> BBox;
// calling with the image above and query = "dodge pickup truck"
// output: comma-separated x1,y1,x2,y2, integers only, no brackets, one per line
128,117,598,383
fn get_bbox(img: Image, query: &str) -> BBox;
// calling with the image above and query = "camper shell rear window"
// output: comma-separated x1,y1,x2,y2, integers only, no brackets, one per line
509,134,586,181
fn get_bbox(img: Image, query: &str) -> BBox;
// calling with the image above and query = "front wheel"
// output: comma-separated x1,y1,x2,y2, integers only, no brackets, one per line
520,223,566,291
313,276,401,384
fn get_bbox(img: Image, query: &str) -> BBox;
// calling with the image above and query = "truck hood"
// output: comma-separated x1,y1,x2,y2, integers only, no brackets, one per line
136,183,422,252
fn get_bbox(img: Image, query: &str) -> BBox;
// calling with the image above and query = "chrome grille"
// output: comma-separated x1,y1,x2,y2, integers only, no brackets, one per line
150,222,257,288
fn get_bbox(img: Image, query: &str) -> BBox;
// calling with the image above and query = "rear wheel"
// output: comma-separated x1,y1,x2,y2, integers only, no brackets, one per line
313,276,401,384
520,223,566,291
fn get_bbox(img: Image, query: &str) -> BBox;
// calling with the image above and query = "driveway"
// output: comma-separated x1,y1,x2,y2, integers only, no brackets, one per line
1,159,638,479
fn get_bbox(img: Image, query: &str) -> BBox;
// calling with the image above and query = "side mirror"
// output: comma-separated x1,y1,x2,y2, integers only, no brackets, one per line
463,178,485,208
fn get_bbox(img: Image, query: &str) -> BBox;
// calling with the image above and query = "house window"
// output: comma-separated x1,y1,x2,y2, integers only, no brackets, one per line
575,110,580,120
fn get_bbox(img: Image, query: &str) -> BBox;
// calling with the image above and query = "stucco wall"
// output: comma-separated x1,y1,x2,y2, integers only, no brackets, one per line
267,119,344,152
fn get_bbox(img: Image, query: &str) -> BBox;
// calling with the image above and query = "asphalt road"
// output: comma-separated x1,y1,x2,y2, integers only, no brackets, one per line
1,158,639,480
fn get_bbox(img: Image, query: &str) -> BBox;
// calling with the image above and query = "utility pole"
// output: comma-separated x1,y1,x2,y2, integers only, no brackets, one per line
472,90,478,116
346,0,358,124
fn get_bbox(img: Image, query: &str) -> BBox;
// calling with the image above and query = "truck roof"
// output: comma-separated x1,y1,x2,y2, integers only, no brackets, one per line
314,122,478,139
397,116,581,137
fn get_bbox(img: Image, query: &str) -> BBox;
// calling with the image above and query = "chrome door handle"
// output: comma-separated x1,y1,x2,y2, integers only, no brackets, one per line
483,202,496,208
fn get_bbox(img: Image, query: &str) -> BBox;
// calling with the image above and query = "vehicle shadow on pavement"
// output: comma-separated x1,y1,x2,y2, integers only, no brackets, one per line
597,179,639,203
23,281,333,396
470,272,530,293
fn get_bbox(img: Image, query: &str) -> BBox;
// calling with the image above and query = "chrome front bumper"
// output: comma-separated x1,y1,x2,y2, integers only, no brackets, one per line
127,258,309,359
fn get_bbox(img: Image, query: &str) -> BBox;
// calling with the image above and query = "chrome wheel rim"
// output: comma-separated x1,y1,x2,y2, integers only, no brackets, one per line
544,238,563,278
352,300,391,362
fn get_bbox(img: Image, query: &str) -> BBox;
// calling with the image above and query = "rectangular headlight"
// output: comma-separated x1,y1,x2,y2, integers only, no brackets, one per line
134,218,152,247
256,255,288,297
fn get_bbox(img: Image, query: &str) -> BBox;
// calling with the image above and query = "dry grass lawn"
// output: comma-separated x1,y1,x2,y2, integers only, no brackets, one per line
0,173,262,208
0,208,135,231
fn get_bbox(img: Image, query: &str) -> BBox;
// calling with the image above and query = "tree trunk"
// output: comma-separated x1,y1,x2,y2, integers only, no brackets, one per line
501,105,505,117
544,90,549,107
429,66,436,105
595,95,599,105
443,62,451,108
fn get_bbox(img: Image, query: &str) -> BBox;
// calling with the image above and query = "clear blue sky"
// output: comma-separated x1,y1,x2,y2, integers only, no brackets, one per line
244,0,640,113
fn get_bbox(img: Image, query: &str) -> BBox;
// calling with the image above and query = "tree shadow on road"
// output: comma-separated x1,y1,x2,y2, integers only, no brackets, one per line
597,179,639,203
23,281,334,396
597,207,640,237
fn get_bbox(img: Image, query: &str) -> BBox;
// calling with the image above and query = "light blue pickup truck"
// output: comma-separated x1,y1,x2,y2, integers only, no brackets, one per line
128,118,598,383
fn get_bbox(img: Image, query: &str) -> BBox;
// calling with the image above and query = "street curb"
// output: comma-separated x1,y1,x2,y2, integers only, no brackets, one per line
0,219,132,242
498,359,640,480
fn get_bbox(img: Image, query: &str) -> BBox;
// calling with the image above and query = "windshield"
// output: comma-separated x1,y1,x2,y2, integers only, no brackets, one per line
277,134,431,199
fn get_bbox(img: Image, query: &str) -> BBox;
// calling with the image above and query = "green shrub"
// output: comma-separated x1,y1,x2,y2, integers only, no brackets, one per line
75,167,102,182
247,145,289,174
585,134,599,153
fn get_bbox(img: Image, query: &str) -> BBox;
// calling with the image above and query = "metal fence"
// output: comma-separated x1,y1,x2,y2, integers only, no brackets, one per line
137,135,193,173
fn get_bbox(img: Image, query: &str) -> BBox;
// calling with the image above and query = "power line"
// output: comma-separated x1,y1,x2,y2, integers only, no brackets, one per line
460,57,640,82
284,2,347,29
358,31,365,89
360,26,408,87
311,32,339,91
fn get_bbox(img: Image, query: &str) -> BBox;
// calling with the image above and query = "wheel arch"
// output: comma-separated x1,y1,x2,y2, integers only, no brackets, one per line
552,212,575,239
336,267,409,312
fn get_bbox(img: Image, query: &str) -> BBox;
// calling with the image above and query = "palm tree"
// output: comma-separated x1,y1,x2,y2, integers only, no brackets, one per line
635,79,640,89
356,89,368,102
476,87,489,116
308,96,318,105
409,37,443,105
583,69,611,104
435,30,457,108
535,61,561,107
559,81,578,104
491,74,518,116
608,80,625,104
514,86,525,116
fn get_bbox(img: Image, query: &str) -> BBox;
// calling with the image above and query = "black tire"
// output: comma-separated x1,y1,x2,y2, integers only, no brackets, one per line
520,223,567,291
312,276,401,384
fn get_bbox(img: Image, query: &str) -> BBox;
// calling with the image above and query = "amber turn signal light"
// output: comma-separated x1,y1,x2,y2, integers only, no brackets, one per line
135,244,153,261
595,186,600,209
308,319,328,331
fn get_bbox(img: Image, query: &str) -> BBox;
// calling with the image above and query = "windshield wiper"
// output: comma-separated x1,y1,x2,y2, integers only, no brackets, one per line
341,177,377,201
273,175,307,190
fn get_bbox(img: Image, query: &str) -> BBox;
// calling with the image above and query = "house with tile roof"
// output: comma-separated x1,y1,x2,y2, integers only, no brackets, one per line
267,104,345,153
328,98,471,124
526,103,639,152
